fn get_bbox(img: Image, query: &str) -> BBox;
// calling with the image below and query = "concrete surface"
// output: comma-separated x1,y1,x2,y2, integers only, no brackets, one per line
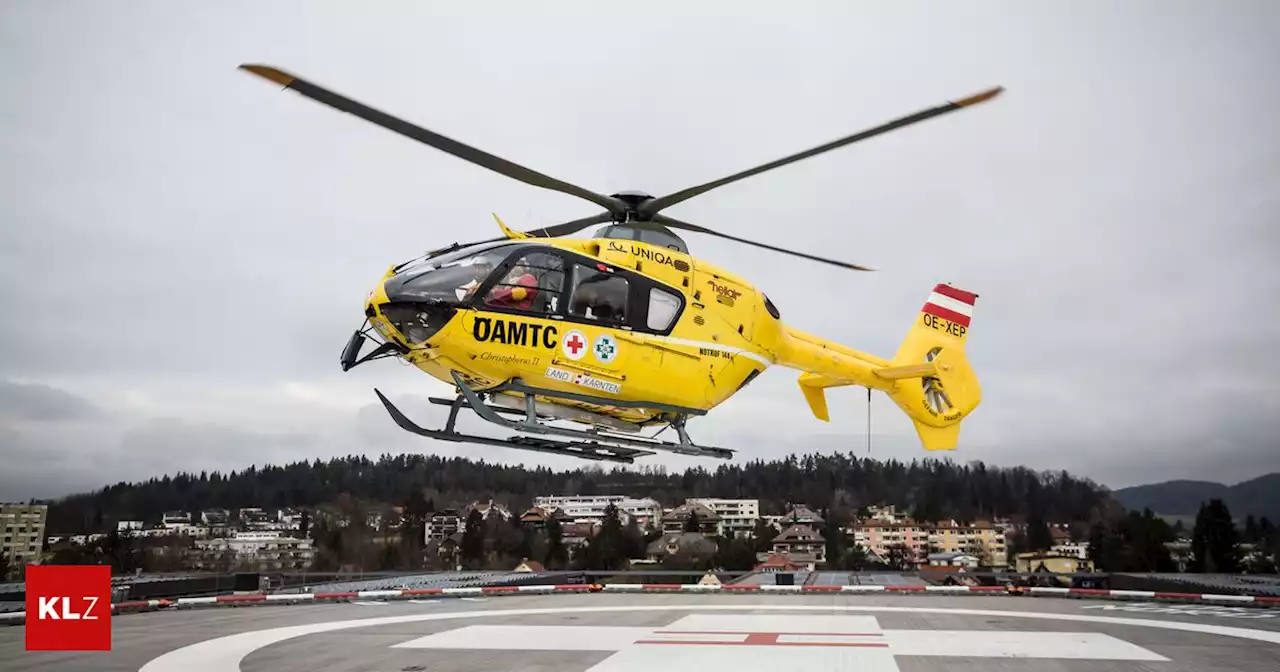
3,594,1280,671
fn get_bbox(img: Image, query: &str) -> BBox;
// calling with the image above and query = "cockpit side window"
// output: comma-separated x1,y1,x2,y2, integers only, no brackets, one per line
568,264,629,324
482,252,565,315
647,287,682,331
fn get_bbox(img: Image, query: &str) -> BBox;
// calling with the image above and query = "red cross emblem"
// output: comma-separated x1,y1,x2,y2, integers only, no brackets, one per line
565,334,584,355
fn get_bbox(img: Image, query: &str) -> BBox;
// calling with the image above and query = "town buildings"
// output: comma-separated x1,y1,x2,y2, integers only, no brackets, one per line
0,503,47,579
532,495,663,527
686,498,760,538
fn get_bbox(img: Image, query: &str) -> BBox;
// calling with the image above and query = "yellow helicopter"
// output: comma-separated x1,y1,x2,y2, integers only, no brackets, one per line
241,64,999,464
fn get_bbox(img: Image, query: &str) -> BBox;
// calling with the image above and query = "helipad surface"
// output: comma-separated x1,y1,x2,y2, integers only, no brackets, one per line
4,594,1279,671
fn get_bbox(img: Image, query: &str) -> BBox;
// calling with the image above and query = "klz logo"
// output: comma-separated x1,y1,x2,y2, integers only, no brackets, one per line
25,564,112,651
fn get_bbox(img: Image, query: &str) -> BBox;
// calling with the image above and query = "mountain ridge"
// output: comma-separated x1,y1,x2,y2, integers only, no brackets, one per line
1112,473,1280,521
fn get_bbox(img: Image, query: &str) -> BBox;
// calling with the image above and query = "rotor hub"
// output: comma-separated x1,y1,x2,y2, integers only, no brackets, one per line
608,191,656,221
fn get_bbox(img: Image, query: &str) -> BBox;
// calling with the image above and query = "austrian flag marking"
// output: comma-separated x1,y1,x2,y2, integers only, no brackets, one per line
922,283,977,328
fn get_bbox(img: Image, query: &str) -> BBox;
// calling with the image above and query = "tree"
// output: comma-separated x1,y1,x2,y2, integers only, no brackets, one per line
1190,499,1239,573
1087,522,1123,572
841,544,869,571
460,509,486,569
620,516,645,560
1243,515,1259,544
642,520,662,544
1026,515,1052,552
713,536,757,571
0,552,10,581
544,516,567,569
1126,509,1176,572
579,504,626,571
751,519,776,554
885,543,913,571
822,515,845,569
40,452,1113,539
375,542,402,570
1005,529,1028,558
684,509,702,533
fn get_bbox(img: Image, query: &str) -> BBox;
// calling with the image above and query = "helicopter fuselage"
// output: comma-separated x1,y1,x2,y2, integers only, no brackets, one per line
360,236,784,426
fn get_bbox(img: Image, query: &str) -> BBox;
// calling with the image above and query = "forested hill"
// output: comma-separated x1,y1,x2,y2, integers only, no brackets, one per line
41,453,1115,534
1113,474,1280,522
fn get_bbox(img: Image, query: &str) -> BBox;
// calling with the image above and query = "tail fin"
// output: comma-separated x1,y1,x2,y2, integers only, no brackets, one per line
883,284,982,450
781,283,982,451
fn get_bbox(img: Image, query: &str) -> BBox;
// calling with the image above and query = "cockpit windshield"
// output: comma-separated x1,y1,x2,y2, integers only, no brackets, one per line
384,244,515,305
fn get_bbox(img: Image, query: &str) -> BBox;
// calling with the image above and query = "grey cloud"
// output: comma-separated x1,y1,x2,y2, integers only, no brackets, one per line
2,1,1279,499
0,380,101,422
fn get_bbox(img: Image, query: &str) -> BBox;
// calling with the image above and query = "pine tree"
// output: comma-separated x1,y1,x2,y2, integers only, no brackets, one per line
1026,514,1052,552
1087,522,1127,572
1243,515,1259,544
713,536,757,571
751,519,776,554
1190,499,1240,573
842,544,868,570
582,503,626,570
544,516,567,570
823,515,845,568
1126,509,1176,572
461,509,486,569
684,509,702,533
620,516,645,560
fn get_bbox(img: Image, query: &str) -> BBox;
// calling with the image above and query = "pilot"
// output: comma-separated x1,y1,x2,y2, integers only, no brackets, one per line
486,264,539,310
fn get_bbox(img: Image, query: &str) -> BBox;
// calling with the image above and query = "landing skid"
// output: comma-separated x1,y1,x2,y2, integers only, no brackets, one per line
372,372,734,463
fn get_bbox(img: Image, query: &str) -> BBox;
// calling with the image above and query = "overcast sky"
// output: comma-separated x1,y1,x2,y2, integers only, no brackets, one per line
2,1,1278,501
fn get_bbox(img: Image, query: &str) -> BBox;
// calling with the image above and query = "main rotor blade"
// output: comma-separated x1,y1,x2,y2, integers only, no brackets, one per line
239,64,624,213
522,211,614,238
652,214,874,272
639,87,1004,217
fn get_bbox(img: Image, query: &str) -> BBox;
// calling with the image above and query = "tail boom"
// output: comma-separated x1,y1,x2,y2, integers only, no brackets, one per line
776,283,982,451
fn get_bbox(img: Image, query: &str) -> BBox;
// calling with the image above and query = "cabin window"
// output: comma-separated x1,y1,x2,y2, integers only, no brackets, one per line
647,287,681,331
568,264,629,323
482,252,565,314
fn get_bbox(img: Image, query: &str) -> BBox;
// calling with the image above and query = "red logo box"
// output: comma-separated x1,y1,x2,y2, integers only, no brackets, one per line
25,565,112,651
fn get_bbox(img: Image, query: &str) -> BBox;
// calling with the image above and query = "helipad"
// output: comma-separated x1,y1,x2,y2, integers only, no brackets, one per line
4,594,1280,671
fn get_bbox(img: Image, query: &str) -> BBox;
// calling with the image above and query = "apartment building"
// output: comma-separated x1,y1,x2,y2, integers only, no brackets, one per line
768,524,827,569
859,519,930,561
662,502,720,536
427,509,462,542
686,498,759,538
162,511,192,527
864,505,909,524
929,520,1008,568
0,503,47,577
194,531,314,571
1051,540,1090,560
533,495,663,527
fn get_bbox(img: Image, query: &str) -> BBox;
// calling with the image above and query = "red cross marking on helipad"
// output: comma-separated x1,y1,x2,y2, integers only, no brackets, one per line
636,630,887,647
